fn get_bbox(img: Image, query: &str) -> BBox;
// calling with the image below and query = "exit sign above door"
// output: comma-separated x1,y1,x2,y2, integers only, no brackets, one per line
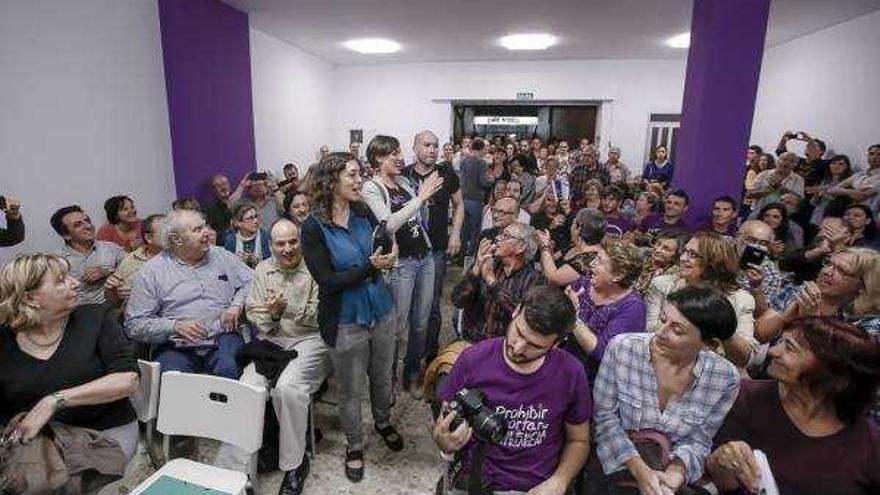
516,92,535,100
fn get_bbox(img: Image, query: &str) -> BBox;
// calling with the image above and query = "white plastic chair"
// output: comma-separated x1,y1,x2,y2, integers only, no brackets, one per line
130,361,161,446
130,371,267,495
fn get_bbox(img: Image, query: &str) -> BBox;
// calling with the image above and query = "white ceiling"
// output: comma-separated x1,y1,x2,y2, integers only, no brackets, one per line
220,0,880,64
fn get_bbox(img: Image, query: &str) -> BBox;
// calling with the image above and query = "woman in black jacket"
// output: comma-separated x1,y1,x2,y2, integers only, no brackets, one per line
300,152,399,482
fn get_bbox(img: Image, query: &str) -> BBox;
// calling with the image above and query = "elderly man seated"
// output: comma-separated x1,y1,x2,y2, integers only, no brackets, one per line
216,219,331,494
125,209,252,379
453,221,546,342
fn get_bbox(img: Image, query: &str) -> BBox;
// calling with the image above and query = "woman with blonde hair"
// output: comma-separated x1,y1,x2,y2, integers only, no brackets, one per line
756,247,880,341
0,254,140,475
646,231,757,367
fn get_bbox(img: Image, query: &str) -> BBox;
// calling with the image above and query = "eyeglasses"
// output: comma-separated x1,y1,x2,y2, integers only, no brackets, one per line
491,208,517,216
496,231,523,243
823,258,858,279
241,214,259,222
681,248,702,260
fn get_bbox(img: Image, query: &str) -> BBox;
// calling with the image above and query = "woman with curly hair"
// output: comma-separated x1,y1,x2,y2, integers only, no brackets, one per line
300,152,399,482
563,237,647,382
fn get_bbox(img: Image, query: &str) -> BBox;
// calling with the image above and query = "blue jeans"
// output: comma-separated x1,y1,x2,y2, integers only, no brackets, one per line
425,250,447,363
155,332,245,379
388,254,435,381
463,199,484,257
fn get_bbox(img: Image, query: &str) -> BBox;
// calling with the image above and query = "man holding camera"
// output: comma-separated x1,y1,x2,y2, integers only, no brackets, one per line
0,196,24,247
434,286,591,495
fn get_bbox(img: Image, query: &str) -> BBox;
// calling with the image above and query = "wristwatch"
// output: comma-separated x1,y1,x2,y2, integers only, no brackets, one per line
50,392,66,411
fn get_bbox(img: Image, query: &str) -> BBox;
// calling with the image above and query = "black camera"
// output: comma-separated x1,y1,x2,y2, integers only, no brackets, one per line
0,196,6,211
740,243,768,270
372,220,394,255
448,388,508,445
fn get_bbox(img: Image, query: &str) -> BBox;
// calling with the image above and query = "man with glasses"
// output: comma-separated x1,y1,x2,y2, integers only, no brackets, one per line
454,222,546,342
477,197,522,249
735,220,791,313
434,286,591,494
125,209,253,379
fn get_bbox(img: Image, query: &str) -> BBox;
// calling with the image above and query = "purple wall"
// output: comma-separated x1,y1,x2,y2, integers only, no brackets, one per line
675,0,771,219
158,0,256,202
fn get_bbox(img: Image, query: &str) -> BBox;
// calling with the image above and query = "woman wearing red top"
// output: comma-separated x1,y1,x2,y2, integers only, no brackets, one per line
96,195,142,252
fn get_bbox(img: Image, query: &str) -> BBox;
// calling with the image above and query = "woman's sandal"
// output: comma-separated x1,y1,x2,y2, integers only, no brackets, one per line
374,424,404,452
344,448,364,482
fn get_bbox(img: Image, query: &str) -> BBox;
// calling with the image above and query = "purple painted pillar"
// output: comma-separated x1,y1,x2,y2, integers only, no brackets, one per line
157,0,256,202
675,0,770,220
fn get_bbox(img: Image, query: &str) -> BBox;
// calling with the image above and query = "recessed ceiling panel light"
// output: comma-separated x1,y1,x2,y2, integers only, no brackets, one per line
344,38,401,54
666,32,690,49
499,33,557,51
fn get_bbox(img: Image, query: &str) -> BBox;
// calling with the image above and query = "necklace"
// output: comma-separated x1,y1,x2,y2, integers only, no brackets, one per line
23,331,63,348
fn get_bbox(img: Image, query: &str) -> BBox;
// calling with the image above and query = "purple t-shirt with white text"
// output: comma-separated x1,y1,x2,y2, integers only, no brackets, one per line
440,338,592,492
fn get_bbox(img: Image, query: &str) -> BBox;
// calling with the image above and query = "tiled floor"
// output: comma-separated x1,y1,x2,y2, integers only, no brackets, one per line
109,264,465,494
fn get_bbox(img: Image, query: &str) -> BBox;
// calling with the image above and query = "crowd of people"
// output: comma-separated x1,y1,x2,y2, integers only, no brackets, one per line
0,130,878,495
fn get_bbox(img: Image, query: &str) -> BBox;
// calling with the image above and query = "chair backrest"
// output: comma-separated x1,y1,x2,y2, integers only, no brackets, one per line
156,372,267,454
131,360,161,422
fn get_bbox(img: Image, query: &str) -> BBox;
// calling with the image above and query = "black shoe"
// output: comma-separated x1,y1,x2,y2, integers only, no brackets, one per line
374,424,404,452
344,448,364,483
278,456,310,495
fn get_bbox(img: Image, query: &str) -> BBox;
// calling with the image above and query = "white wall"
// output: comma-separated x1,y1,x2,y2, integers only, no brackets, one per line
0,0,175,258
751,10,880,170
330,59,687,170
250,28,334,177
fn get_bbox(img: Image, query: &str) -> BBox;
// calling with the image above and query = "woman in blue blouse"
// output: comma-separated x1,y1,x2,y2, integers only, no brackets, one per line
301,153,399,482
641,145,675,187
591,285,740,494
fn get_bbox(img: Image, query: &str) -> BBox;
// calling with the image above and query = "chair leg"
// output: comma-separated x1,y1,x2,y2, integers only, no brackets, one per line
162,433,171,465
308,400,316,460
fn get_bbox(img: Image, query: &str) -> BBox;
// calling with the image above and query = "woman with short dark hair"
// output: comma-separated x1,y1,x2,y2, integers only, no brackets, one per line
708,317,880,495
97,195,142,251
222,202,270,269
361,135,444,398
589,285,740,494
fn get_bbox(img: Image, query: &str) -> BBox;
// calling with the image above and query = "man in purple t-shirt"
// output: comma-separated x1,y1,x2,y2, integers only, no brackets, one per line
638,189,691,234
434,287,592,494
697,195,738,239
600,185,636,236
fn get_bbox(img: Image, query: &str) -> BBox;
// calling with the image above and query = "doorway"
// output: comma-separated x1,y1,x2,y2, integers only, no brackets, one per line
451,102,598,145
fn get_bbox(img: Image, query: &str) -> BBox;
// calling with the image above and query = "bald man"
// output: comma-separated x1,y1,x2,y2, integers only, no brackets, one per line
735,219,792,313
403,130,464,365
216,218,330,494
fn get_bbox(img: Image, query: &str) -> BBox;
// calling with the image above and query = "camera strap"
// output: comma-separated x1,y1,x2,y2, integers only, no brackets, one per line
468,442,486,495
